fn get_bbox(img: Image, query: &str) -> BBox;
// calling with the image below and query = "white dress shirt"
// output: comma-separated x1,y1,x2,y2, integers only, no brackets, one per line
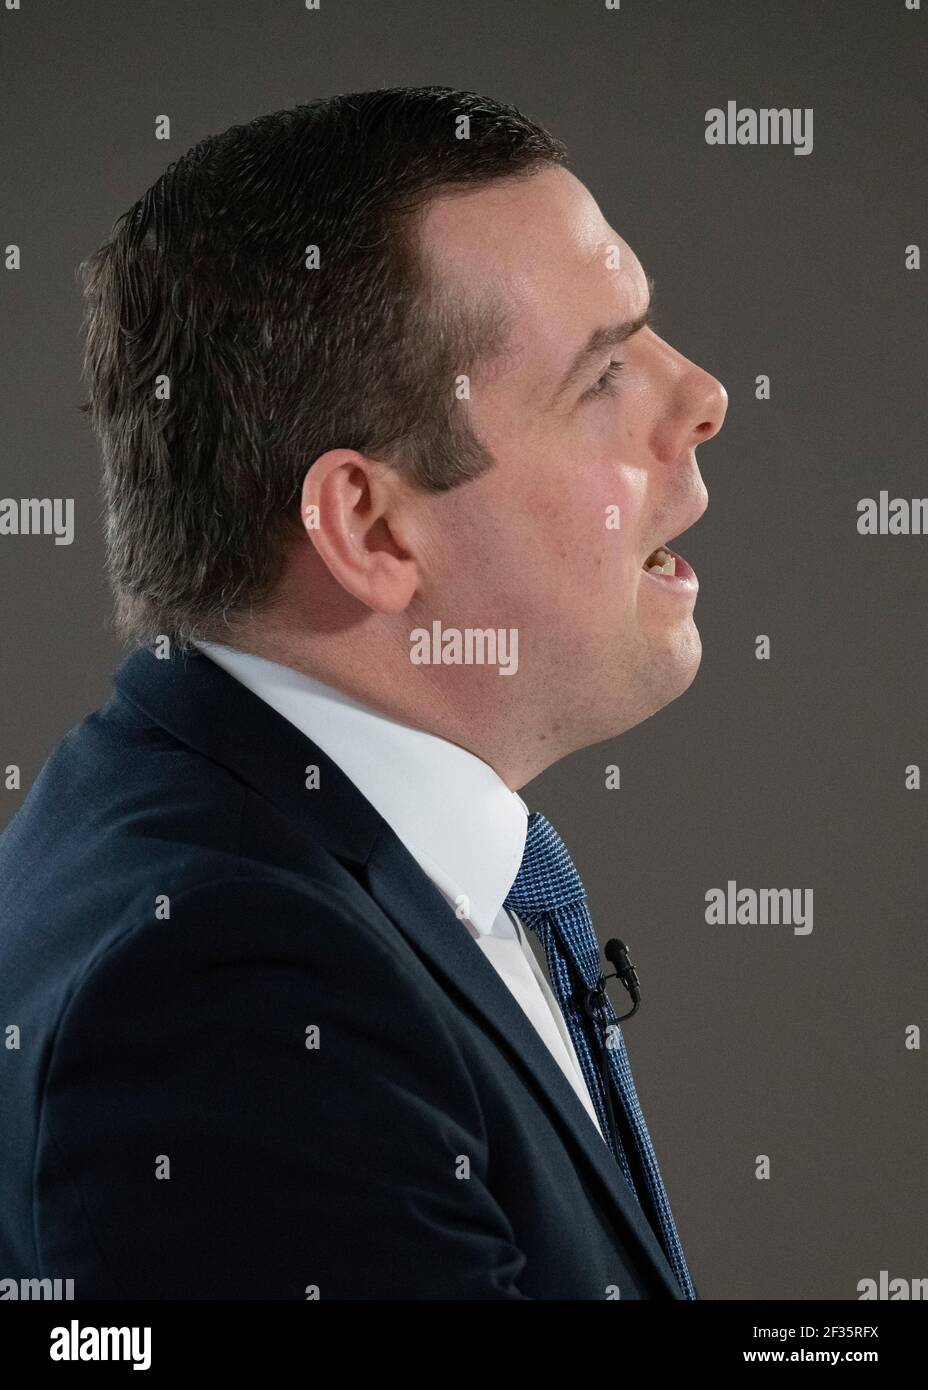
195,640,605,1141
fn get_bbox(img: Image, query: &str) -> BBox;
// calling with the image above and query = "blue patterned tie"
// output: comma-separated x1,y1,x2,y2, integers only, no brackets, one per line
504,810,696,1301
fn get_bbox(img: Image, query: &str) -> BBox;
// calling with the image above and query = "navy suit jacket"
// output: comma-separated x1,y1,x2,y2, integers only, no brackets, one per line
0,645,689,1300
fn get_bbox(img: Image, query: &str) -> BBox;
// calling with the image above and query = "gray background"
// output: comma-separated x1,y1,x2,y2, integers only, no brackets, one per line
1,0,925,1300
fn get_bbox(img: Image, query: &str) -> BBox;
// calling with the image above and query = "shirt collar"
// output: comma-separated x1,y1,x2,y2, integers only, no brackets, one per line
195,641,528,935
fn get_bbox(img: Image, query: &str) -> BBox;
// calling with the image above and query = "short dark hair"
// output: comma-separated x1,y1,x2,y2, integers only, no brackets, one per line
77,86,568,650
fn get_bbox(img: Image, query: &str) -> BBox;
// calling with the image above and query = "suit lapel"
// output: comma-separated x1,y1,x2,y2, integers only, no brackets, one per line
363,825,683,1296
113,645,683,1298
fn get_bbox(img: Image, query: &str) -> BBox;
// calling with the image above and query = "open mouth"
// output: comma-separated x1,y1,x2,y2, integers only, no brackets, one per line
641,542,697,587
640,492,707,589
643,545,677,577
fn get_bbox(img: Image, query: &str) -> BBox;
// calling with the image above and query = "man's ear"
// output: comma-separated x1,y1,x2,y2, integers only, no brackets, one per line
299,449,421,614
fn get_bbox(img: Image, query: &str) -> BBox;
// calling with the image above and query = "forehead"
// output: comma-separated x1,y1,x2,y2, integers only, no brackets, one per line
419,166,648,383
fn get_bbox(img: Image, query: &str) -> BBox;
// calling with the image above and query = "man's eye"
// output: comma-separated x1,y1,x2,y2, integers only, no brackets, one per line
583,359,625,400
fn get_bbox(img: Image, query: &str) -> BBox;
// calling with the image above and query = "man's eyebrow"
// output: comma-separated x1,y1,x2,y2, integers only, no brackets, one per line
548,274,656,406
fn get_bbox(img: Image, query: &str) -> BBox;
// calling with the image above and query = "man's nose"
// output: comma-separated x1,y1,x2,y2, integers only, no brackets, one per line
687,368,728,447
654,368,727,466
646,333,728,461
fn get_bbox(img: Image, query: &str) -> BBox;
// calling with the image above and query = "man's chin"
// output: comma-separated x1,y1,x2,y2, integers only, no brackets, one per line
566,621,704,748
674,621,703,684
663,622,702,694
633,624,703,724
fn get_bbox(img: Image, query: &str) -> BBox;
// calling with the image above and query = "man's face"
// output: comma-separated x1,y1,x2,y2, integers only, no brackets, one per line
410,166,728,753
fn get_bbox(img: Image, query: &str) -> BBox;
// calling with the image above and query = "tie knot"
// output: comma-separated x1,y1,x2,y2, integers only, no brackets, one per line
504,810,588,915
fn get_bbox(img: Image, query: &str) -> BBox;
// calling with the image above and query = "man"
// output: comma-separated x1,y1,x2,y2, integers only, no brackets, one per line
0,87,726,1299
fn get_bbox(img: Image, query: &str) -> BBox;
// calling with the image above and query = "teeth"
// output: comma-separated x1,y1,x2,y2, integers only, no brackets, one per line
646,547,676,576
